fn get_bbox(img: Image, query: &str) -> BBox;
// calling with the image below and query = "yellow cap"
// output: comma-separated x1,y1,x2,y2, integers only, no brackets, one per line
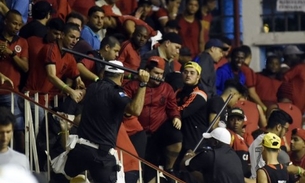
184,61,202,75
262,132,281,149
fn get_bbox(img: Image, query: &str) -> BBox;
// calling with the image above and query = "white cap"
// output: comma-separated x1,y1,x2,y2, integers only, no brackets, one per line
105,60,124,74
202,127,231,145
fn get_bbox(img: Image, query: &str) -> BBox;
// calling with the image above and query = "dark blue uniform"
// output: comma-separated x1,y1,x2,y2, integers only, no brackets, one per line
65,78,131,183
186,145,245,183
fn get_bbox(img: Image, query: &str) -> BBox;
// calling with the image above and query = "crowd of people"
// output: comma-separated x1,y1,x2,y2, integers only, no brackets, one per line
1,0,305,183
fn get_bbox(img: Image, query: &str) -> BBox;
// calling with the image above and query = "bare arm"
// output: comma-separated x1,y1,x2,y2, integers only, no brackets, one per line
256,169,268,183
77,63,99,82
124,70,150,116
248,87,267,111
209,113,220,130
0,72,13,87
287,164,304,175
46,65,83,102
124,20,136,38
0,2,8,16
257,104,267,128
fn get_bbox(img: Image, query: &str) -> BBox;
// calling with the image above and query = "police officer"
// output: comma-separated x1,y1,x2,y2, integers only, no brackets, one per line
64,60,150,183
183,127,245,183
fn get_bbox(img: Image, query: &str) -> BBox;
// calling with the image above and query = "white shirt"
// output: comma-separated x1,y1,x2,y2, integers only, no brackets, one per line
248,134,265,179
0,148,30,170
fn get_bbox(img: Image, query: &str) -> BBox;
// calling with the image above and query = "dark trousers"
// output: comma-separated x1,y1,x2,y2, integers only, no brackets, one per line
64,144,117,183
144,121,183,182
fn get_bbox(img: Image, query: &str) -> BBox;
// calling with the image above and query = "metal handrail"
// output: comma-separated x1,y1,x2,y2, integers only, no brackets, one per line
117,146,186,183
0,86,186,183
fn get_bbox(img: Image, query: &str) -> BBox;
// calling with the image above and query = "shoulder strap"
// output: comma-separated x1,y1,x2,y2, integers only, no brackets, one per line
191,90,208,101
260,167,272,183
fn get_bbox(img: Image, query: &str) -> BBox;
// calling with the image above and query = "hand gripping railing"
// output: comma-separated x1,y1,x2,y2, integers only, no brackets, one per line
0,87,186,183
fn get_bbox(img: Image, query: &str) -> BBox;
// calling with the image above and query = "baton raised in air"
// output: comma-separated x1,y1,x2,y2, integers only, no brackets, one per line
62,47,163,82
193,93,233,152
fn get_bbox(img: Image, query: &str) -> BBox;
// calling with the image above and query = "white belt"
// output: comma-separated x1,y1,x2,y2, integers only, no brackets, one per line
77,138,115,155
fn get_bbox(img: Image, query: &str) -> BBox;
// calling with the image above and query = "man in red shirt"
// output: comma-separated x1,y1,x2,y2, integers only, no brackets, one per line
25,23,84,106
256,55,282,107
124,56,182,183
27,18,65,79
283,61,305,113
118,25,149,71
227,107,252,178
291,128,305,169
239,45,267,111
0,10,29,152
177,0,203,58
77,36,121,86
201,0,217,43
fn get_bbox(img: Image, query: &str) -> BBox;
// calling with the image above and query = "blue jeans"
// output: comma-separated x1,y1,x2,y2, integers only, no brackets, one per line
0,94,24,130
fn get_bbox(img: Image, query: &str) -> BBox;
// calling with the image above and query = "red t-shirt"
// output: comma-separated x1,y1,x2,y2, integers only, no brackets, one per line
284,64,305,113
116,15,157,37
115,0,138,15
0,36,28,92
68,0,95,17
215,57,228,70
201,13,213,43
123,115,143,136
27,36,48,78
25,43,79,95
116,123,139,172
46,0,72,20
177,16,200,58
154,8,168,20
117,41,141,71
255,73,282,107
240,65,257,88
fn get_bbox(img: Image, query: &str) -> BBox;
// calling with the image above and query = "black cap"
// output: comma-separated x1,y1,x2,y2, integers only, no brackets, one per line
32,1,54,19
228,107,245,119
165,20,181,30
205,39,229,51
160,32,182,45
138,0,152,6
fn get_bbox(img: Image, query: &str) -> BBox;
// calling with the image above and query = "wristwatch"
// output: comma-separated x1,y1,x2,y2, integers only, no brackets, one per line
139,82,147,88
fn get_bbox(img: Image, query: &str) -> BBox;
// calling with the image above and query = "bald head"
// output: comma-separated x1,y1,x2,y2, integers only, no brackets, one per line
132,25,149,48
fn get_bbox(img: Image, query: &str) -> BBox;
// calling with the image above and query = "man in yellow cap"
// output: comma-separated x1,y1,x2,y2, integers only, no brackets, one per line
256,132,289,183
176,61,208,156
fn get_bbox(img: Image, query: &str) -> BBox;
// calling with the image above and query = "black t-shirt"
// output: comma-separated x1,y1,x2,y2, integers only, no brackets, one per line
78,78,131,148
259,164,289,183
206,95,228,123
176,85,208,150
187,144,245,183
19,20,47,39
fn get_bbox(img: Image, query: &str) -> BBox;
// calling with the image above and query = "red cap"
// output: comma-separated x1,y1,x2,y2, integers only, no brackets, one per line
294,128,305,141
147,56,165,70
101,5,120,17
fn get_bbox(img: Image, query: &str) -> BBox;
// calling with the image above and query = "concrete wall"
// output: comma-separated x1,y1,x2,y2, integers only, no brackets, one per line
242,0,305,71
